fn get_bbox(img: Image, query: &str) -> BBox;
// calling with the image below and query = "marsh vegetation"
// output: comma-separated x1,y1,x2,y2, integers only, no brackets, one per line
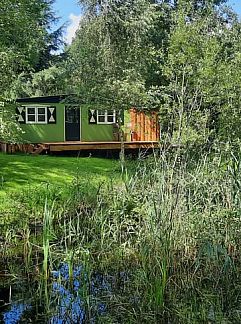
1,146,241,323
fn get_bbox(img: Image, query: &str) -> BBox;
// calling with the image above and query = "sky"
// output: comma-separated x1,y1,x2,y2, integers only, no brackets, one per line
53,0,82,44
53,0,241,45
228,0,241,15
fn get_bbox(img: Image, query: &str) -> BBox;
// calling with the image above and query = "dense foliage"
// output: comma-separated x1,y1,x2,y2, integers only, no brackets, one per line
65,0,155,109
0,98,23,143
161,1,241,145
0,0,64,141
61,0,241,145
0,0,64,98
2,0,241,145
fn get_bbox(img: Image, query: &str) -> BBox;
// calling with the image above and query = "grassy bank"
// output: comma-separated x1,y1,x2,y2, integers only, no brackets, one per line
0,153,119,230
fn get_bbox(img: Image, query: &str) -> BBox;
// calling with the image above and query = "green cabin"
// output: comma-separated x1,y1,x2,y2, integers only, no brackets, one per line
16,95,128,143
0,94,160,153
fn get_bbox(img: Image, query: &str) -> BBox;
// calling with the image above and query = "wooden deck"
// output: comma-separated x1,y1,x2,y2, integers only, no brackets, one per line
44,141,159,152
2,141,160,154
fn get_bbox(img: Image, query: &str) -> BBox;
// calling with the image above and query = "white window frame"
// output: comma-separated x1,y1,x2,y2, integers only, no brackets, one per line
26,106,47,124
97,109,116,124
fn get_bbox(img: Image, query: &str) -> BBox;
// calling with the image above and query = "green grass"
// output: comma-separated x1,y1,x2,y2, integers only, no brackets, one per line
0,153,120,228
0,153,119,194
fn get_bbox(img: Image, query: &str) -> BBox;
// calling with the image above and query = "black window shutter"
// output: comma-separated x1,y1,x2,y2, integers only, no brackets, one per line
16,106,26,124
88,109,97,124
47,106,56,124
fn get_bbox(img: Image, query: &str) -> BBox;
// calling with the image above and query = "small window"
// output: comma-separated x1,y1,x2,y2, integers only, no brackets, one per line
26,107,47,124
97,109,116,124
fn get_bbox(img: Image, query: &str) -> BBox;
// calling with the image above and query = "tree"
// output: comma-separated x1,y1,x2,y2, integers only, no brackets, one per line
0,98,23,143
66,0,156,108
66,0,231,107
0,0,64,141
159,0,241,146
0,0,63,97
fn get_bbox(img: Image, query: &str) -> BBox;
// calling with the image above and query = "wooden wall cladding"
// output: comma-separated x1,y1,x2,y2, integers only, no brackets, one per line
130,109,160,141
2,143,46,155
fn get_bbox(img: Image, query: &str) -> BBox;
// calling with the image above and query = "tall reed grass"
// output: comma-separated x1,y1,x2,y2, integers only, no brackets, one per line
58,146,241,322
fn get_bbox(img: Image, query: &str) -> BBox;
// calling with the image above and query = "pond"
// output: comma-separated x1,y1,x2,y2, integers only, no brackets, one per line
0,262,128,323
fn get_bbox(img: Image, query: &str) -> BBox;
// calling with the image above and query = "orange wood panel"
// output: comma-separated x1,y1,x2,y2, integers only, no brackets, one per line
130,108,136,141
129,109,160,142
144,113,147,141
141,112,145,141
151,112,156,141
139,112,143,141
156,114,160,140
136,111,140,141
146,112,151,141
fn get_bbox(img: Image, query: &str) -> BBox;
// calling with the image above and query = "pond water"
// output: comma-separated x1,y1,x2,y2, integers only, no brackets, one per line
0,263,127,323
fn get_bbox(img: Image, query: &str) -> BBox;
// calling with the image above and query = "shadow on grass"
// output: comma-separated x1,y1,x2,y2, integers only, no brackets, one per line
0,153,120,193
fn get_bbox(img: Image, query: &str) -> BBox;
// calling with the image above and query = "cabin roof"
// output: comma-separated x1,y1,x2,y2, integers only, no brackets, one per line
16,94,75,104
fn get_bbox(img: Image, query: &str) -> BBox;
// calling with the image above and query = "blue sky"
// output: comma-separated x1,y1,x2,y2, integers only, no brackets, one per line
53,0,241,44
228,0,241,15
53,0,82,44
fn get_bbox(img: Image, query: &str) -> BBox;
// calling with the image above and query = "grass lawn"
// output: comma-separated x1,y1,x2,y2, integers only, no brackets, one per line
0,153,120,224
0,153,119,193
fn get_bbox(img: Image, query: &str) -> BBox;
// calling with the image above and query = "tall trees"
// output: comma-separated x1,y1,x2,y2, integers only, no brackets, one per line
66,0,241,145
0,0,63,97
66,0,231,106
0,0,64,141
160,0,241,145
67,0,155,108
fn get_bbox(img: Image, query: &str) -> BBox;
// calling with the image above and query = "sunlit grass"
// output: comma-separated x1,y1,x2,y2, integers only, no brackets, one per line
0,153,118,193
0,153,120,225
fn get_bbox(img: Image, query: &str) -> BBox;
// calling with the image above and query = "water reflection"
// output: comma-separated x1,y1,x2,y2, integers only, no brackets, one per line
50,264,85,323
3,303,31,324
1,263,111,323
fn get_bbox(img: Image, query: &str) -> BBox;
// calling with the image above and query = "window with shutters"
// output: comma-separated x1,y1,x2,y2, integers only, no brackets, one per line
97,109,116,124
26,107,47,124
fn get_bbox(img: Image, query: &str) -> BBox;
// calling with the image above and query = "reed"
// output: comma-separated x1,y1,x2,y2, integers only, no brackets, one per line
65,146,241,322
42,200,54,279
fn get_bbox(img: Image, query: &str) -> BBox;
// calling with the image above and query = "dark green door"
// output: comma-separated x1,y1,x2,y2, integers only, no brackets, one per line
65,107,80,141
